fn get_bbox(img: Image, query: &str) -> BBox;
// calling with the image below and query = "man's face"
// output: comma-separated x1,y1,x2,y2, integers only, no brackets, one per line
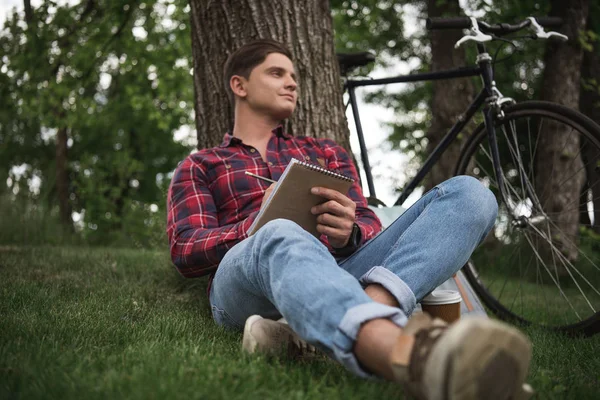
239,52,298,120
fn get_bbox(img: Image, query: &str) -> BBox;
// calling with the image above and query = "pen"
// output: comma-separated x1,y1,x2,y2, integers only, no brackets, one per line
245,171,277,184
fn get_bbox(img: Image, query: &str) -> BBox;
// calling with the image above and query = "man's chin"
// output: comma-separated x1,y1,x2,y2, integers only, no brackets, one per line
274,107,295,121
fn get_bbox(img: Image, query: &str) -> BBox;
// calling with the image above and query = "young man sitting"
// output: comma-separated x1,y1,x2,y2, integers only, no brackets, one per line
166,39,533,400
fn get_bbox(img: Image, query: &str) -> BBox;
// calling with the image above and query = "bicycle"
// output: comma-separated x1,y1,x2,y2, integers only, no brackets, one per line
337,16,600,337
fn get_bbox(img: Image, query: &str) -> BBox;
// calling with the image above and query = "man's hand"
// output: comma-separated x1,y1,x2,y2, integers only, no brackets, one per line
310,186,356,248
261,184,275,209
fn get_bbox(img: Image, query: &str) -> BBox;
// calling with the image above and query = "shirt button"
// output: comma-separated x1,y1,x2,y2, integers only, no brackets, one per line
250,149,256,153
268,161,273,166
225,164,231,169
304,156,310,161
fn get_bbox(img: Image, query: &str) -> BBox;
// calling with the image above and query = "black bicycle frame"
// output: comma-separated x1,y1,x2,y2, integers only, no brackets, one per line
345,44,506,207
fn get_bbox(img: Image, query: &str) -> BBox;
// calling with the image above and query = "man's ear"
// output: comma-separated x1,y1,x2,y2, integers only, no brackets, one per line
230,75,247,99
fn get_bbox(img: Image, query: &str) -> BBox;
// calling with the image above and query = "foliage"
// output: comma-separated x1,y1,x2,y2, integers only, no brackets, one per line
0,0,194,245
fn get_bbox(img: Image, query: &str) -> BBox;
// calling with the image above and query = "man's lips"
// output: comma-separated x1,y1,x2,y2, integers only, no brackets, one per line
281,94,296,101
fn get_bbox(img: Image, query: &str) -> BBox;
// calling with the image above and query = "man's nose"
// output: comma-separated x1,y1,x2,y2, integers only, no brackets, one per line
285,76,297,91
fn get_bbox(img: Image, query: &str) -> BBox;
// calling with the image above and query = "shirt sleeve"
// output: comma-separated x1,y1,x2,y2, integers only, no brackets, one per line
166,156,258,278
316,138,382,255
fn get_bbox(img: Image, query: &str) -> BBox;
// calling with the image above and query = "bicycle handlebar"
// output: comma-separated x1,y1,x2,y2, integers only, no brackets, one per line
426,16,562,34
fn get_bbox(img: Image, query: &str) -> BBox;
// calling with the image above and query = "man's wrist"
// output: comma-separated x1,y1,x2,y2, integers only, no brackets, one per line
332,223,361,254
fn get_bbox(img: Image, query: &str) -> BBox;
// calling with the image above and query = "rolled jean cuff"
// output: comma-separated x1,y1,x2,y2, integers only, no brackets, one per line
359,266,417,315
332,302,407,378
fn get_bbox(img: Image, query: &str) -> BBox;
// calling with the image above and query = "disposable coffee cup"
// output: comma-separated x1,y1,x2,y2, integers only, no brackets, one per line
421,290,462,323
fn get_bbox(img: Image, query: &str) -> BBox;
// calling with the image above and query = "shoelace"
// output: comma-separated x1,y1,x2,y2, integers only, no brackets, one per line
408,324,448,382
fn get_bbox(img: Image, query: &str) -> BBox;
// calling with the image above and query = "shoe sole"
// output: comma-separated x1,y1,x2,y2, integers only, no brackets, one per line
242,315,319,360
426,318,532,400
242,315,264,354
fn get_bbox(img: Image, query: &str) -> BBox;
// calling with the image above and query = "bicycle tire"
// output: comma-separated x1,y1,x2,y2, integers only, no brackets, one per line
455,101,600,337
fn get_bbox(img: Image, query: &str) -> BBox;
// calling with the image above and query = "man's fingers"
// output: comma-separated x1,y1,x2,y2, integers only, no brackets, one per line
261,184,275,208
316,223,345,238
311,200,354,219
316,213,353,231
316,223,350,248
311,186,354,207
312,200,344,216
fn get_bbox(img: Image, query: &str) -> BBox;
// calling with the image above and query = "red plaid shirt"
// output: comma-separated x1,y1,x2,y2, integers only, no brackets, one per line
166,126,382,279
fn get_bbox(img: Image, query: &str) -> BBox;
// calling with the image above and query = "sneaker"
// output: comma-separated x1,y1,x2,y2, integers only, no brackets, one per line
242,315,317,359
390,313,534,400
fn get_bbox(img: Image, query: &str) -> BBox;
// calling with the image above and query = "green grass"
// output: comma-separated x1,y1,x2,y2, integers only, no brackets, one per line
1,245,599,399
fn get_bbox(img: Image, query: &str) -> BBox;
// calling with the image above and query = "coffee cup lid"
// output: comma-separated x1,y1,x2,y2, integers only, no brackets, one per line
421,290,462,305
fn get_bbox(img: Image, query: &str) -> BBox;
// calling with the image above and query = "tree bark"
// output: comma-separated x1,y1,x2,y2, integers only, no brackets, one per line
189,0,350,152
579,12,600,234
424,0,475,190
55,126,73,229
537,0,590,261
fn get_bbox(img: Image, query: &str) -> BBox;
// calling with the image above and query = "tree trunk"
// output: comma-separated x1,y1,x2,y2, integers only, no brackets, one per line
189,0,350,151
537,0,590,262
424,0,475,190
579,12,600,234
23,0,34,24
55,126,73,229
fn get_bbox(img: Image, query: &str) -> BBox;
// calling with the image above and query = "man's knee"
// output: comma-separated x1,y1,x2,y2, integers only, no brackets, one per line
254,219,309,243
444,175,498,228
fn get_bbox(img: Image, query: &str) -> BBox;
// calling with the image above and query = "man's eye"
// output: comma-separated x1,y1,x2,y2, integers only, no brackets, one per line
271,71,281,76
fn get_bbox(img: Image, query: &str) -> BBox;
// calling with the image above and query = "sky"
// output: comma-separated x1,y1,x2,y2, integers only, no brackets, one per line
0,0,415,207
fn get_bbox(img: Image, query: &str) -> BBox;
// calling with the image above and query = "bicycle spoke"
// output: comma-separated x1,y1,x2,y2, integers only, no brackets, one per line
502,122,529,208
527,116,541,194
522,232,583,320
541,208,561,288
543,177,600,217
535,125,577,207
531,216,600,289
536,141,595,209
542,213,600,275
526,221,598,313
508,242,527,315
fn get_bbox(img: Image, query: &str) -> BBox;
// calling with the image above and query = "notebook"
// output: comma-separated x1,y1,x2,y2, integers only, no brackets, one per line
247,158,355,237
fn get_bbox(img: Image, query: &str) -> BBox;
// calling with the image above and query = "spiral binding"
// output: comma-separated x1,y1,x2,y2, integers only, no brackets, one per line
292,158,354,183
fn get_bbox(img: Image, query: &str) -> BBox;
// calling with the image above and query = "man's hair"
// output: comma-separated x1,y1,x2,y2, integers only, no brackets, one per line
223,39,293,102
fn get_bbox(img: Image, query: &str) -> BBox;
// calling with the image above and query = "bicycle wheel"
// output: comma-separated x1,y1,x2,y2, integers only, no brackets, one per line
456,101,600,337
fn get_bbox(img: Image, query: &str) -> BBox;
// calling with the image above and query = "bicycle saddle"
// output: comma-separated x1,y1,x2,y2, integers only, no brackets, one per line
336,52,375,75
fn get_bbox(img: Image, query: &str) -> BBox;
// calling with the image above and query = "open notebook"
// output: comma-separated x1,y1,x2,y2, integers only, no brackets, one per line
247,158,355,237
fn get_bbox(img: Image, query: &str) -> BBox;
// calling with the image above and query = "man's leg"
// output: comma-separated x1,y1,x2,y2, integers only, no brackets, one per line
339,176,498,313
209,218,406,376
209,178,533,398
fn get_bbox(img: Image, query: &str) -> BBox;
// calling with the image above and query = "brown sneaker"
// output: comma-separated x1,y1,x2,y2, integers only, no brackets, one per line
242,315,317,359
391,313,534,400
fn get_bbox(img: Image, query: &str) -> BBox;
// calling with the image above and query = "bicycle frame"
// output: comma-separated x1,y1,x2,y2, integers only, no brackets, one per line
345,43,507,207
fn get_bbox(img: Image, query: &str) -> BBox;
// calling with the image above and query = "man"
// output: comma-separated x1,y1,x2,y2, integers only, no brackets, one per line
167,39,533,400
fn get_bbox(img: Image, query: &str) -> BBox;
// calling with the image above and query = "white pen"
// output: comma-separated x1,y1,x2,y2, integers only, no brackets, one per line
245,171,277,184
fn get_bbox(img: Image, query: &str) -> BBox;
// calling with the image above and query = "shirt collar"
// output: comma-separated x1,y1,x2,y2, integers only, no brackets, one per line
219,124,292,148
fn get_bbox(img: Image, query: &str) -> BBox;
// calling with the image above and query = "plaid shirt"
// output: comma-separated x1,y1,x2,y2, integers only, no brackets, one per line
166,126,382,279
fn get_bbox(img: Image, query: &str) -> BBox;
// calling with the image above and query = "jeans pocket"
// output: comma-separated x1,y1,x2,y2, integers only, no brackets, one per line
211,305,242,330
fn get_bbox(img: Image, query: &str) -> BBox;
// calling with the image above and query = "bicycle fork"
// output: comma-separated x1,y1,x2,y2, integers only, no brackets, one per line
477,44,545,227
477,45,513,212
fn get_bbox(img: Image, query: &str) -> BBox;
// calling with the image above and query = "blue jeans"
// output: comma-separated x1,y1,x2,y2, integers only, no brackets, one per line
209,176,497,377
